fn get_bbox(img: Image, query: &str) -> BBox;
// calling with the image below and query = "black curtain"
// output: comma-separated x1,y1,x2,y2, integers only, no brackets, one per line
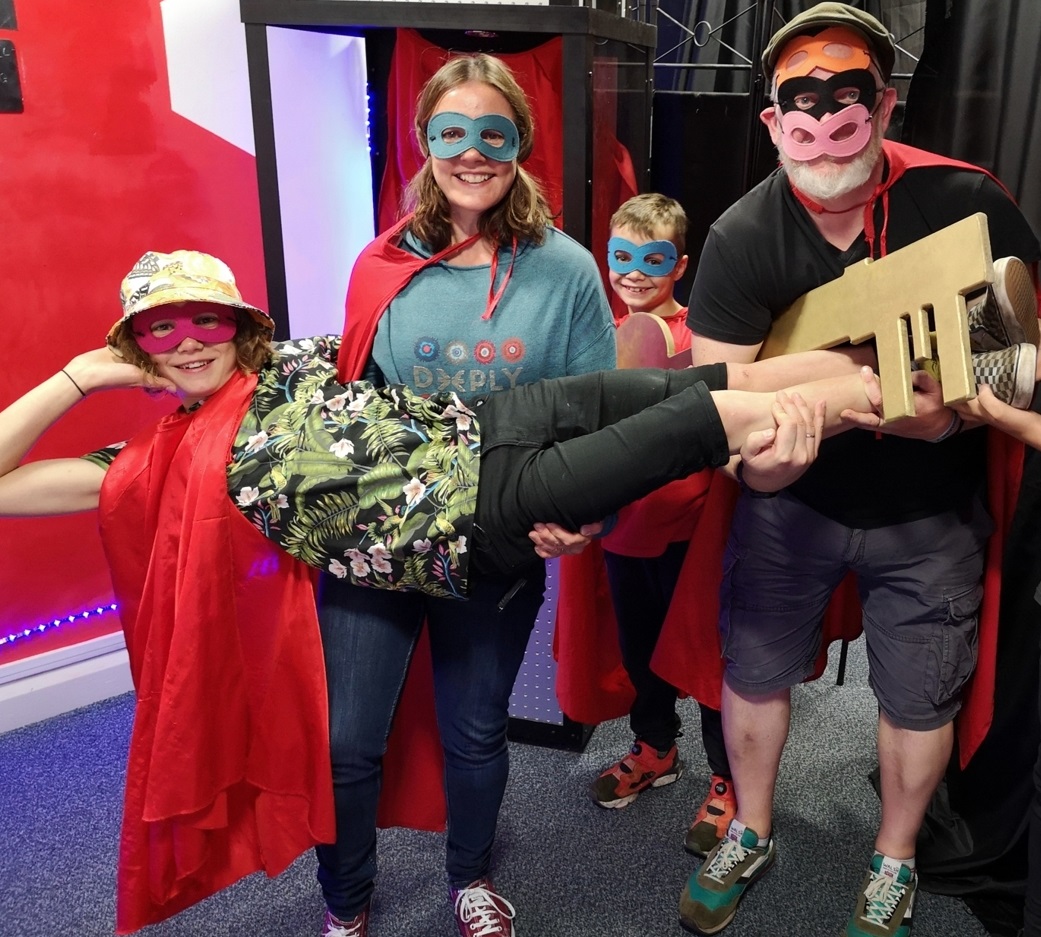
903,0,1041,235
903,5,1041,934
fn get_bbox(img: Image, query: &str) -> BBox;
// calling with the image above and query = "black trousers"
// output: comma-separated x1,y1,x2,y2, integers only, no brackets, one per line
470,364,729,578
1028,656,1041,936
604,542,730,776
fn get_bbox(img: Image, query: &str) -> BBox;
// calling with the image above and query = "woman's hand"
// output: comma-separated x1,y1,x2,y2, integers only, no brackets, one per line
738,390,824,493
528,521,604,559
63,347,177,396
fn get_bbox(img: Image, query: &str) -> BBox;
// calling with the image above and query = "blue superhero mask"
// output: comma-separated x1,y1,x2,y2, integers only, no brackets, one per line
426,112,520,162
607,237,679,277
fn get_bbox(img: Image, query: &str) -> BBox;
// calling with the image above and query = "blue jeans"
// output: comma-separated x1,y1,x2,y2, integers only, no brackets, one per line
314,567,545,919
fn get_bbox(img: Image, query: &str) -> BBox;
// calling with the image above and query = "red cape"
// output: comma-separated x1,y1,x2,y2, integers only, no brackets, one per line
373,28,637,318
99,372,334,932
557,141,1029,770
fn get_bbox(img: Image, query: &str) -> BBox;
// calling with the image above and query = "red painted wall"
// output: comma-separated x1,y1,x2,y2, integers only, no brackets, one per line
0,2,266,663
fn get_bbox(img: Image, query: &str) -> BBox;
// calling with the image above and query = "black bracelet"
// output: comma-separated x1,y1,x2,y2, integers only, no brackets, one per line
61,369,86,397
736,459,779,498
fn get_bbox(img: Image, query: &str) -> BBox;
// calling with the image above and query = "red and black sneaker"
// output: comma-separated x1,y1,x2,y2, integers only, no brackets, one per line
684,774,738,856
322,906,369,937
590,740,683,809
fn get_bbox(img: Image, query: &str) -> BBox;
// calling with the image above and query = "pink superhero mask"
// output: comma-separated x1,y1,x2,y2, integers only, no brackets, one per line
774,69,882,161
131,305,239,353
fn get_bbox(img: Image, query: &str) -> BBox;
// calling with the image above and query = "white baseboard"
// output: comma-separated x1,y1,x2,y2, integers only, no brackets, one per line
0,632,134,735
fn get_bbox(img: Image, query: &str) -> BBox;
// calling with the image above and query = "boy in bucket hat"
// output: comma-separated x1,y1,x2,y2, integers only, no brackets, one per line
677,3,1040,936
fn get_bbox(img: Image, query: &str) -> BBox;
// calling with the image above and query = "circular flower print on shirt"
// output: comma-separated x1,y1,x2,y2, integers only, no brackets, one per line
445,340,470,363
414,337,440,361
474,340,497,364
501,338,525,363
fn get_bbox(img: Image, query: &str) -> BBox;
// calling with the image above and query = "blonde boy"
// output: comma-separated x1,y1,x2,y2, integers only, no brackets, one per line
591,194,737,858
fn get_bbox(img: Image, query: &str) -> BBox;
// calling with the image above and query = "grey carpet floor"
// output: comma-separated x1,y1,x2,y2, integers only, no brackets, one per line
0,638,988,936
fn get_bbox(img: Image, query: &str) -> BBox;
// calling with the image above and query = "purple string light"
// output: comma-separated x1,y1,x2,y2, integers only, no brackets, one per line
0,604,119,650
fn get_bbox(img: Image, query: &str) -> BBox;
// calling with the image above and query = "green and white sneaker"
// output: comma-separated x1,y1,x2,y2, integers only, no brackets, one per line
844,854,917,937
678,822,775,934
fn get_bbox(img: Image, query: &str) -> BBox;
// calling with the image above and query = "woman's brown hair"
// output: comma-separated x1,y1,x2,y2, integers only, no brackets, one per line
405,54,553,250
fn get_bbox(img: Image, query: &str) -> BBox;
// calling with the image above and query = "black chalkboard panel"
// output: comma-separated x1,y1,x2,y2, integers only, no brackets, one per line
0,40,22,113
0,0,16,31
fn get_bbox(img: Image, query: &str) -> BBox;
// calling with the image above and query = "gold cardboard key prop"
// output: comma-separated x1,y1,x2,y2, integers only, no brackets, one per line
757,213,993,421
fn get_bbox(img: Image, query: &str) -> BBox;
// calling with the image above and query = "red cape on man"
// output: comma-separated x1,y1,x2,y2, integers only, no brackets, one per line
556,141,1031,771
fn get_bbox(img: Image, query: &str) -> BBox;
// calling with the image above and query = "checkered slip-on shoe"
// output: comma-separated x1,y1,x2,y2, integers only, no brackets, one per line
973,342,1037,409
966,257,1040,351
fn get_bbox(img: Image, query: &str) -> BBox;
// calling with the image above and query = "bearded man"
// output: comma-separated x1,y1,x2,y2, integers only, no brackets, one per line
677,4,1041,936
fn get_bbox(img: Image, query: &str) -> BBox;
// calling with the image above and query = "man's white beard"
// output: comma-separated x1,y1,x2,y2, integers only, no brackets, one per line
780,121,885,203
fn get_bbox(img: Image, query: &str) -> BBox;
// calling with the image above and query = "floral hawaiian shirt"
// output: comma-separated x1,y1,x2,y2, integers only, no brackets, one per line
84,337,481,599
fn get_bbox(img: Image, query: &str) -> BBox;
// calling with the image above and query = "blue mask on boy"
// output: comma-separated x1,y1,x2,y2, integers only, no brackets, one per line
607,237,679,276
426,112,520,162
